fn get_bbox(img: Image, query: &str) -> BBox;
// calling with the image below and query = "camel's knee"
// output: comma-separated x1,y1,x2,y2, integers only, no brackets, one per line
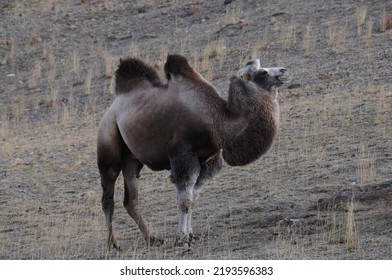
123,197,141,217
98,161,121,180
123,180,140,213
177,186,195,215
179,198,194,214
97,141,122,181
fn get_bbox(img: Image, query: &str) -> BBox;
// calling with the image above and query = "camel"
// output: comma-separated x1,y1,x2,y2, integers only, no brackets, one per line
97,54,292,249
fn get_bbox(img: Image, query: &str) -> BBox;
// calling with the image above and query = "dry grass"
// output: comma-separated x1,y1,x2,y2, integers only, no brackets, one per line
378,9,392,32
302,23,314,56
345,198,358,250
326,24,347,54
28,61,42,88
280,24,297,52
356,5,368,35
71,50,81,81
103,49,116,78
1,0,391,260
356,142,375,183
366,18,373,49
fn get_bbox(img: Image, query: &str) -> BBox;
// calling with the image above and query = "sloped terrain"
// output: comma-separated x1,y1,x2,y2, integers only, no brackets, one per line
0,0,391,259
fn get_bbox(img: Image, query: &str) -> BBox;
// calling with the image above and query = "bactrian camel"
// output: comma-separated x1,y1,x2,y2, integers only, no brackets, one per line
97,54,292,249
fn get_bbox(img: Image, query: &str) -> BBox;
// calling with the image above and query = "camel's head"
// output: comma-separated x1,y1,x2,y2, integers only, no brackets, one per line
237,59,292,91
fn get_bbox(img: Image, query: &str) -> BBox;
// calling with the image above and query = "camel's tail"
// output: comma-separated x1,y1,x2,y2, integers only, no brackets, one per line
115,57,162,94
164,54,196,80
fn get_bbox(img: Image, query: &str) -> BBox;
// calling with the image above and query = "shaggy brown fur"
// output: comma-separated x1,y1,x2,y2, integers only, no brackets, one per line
115,57,163,93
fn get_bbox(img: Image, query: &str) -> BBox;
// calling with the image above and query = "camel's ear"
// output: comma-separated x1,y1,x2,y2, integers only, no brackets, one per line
237,59,260,80
245,59,260,70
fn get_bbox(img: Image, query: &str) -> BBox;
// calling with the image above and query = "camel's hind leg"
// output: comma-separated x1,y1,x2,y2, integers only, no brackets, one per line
97,112,124,250
100,173,120,250
121,148,157,246
98,145,121,250
98,143,121,250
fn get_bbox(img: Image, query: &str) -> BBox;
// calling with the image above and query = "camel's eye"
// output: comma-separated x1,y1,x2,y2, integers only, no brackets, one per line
252,70,269,86
254,70,268,80
259,70,268,77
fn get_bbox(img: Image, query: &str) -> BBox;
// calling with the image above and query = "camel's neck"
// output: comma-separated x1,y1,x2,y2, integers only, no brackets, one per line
219,79,279,166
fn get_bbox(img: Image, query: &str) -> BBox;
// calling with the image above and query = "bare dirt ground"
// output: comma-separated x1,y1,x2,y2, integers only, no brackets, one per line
1,0,391,259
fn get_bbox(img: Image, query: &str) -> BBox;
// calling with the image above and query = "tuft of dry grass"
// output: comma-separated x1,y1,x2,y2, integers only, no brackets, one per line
345,198,358,250
84,69,93,95
365,18,373,48
280,24,297,52
327,24,347,54
378,9,392,32
374,86,389,137
72,50,81,80
302,23,314,56
47,86,59,108
0,112,10,140
103,49,116,78
356,142,375,183
356,5,368,35
28,61,42,88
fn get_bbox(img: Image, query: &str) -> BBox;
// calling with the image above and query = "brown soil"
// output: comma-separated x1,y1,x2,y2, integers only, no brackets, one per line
0,0,391,259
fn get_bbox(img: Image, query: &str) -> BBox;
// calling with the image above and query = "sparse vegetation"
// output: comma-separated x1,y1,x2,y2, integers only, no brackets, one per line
378,9,392,32
302,23,313,56
326,23,347,54
356,5,368,35
0,0,391,260
346,198,358,250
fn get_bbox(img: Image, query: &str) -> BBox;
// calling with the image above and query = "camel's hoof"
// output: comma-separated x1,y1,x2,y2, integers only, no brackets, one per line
113,244,122,252
108,237,121,252
147,235,165,247
189,233,200,244
175,234,195,247
108,242,122,252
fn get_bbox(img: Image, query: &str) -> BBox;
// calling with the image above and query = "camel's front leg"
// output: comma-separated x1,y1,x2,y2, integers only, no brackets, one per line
168,141,200,246
176,181,196,246
186,153,223,243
